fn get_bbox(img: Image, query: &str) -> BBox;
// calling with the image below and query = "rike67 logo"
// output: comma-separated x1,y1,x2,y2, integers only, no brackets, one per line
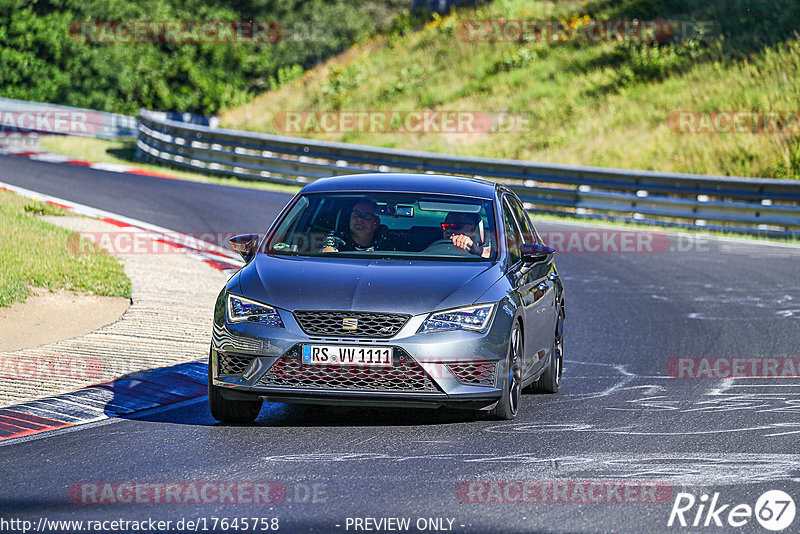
668,490,796,531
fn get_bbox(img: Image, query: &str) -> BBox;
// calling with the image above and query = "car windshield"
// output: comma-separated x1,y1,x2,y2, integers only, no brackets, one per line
265,192,497,261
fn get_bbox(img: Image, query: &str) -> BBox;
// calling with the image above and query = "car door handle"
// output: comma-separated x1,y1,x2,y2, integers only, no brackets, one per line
536,283,549,292
548,273,559,282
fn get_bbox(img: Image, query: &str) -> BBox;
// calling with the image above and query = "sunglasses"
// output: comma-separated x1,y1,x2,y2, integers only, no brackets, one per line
442,223,473,231
351,210,378,221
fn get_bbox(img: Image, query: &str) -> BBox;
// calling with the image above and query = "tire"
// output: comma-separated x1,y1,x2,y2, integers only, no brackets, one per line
491,322,522,420
208,352,263,424
531,304,564,394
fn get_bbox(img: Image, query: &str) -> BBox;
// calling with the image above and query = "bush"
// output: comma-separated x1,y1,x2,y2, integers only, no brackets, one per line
776,143,800,180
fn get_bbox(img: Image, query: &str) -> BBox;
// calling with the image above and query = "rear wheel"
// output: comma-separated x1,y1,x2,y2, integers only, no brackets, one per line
491,323,522,420
208,351,263,424
531,304,564,394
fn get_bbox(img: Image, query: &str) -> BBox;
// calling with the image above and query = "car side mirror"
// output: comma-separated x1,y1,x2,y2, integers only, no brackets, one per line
521,243,555,266
229,234,260,262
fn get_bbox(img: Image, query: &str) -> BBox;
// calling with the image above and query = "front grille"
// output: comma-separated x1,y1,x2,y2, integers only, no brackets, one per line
293,311,410,338
257,347,438,392
218,353,254,375
447,361,496,386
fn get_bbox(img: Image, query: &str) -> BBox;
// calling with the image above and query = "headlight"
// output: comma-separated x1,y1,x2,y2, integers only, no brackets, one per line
226,294,285,328
417,303,495,334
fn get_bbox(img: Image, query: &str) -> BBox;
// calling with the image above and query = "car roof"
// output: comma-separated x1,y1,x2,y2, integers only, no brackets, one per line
300,173,497,200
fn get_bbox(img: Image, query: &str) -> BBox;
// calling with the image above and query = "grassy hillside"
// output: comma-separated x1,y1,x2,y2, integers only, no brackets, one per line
0,0,406,115
220,0,800,179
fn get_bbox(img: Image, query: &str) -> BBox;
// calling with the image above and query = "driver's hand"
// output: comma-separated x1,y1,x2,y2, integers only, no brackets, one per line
321,233,344,253
450,234,473,250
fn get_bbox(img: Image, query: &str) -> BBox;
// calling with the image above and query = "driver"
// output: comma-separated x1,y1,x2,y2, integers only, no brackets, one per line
320,198,392,252
442,212,491,258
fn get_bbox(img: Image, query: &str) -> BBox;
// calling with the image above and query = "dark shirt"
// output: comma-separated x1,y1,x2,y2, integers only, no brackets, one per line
321,230,394,252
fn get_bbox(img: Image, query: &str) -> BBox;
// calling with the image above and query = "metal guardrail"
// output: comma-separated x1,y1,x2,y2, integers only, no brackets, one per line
0,97,139,139
137,109,800,237
411,0,480,14
0,98,219,141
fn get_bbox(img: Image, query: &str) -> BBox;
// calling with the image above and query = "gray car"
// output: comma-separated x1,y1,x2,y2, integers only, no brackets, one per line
209,173,565,422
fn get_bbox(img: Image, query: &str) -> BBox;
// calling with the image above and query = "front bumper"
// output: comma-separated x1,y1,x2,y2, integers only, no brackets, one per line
210,306,513,410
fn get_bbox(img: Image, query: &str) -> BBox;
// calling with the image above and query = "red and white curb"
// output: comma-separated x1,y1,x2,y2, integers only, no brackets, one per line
0,180,244,275
0,181,245,442
0,143,179,179
0,360,209,444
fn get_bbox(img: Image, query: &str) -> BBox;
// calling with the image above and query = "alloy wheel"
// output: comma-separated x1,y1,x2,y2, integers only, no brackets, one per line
508,325,522,416
554,310,564,387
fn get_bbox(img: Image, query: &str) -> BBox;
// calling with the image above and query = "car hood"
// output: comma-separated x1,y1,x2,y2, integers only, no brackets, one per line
237,253,501,316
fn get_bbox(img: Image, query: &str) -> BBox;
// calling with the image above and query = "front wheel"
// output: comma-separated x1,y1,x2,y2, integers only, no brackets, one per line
208,351,263,424
491,323,522,420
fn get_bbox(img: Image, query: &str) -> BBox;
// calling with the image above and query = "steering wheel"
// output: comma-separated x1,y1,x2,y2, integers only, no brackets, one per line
422,239,473,255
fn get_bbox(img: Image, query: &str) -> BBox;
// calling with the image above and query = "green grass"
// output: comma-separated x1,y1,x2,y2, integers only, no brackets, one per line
0,190,132,307
39,136,301,194
219,0,800,179
23,200,68,217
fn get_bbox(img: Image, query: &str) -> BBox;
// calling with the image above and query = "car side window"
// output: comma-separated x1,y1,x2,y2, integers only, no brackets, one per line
508,196,535,244
502,198,522,265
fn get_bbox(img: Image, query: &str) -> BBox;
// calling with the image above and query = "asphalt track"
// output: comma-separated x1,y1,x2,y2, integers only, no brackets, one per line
1,154,800,533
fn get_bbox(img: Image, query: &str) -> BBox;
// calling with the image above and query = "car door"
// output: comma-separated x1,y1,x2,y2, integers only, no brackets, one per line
501,194,551,380
507,195,558,379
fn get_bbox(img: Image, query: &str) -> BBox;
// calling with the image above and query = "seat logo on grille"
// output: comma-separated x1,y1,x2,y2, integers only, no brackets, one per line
342,318,358,330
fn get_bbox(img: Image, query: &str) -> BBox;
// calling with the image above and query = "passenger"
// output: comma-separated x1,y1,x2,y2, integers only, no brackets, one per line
441,212,491,258
320,199,392,252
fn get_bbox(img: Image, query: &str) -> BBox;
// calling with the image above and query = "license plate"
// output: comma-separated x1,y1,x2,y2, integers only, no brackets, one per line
301,345,392,367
